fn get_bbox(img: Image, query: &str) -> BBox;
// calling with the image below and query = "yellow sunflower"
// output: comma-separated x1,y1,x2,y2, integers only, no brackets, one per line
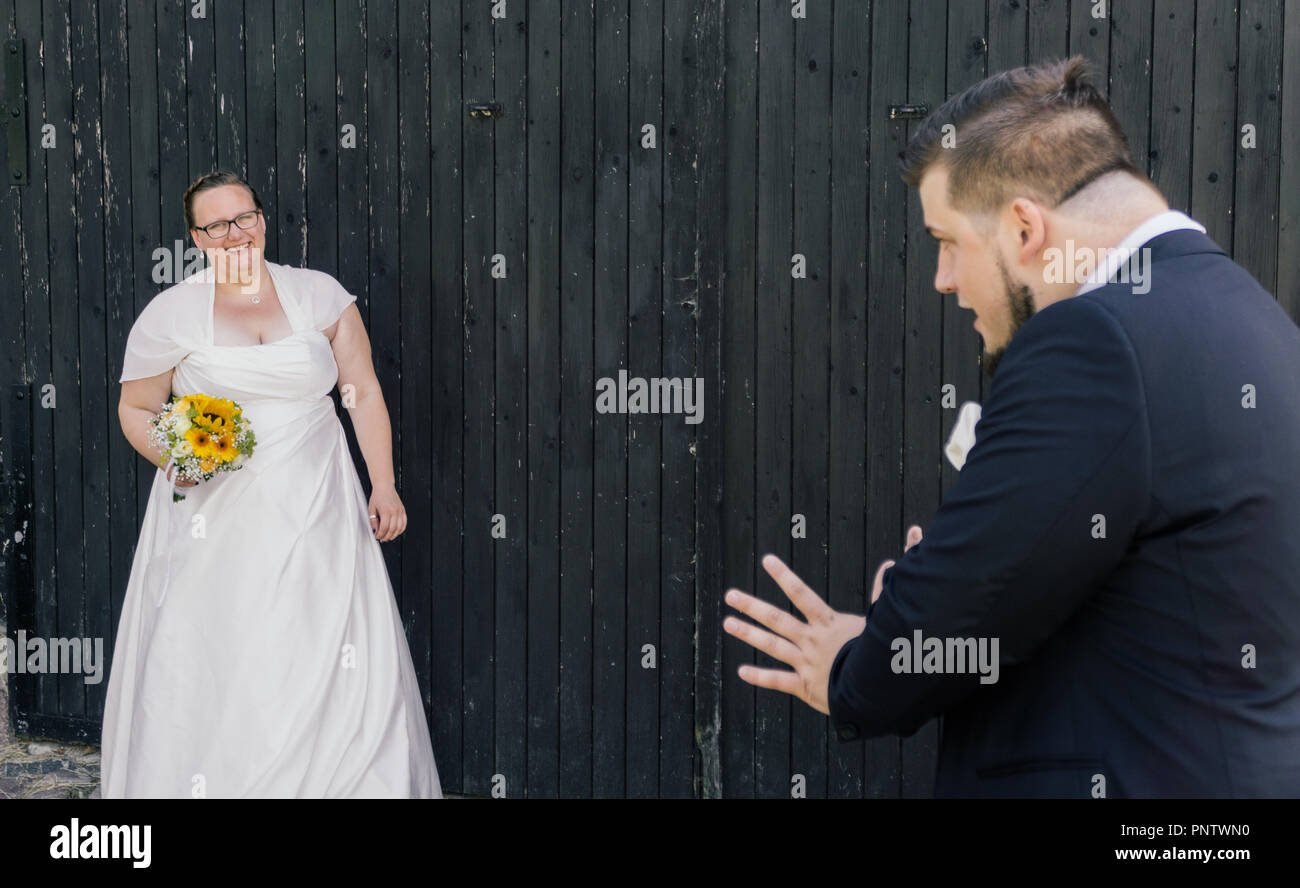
202,397,238,423
185,426,218,458
211,434,238,463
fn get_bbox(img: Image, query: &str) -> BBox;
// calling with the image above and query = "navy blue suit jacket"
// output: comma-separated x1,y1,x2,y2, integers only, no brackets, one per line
828,228,1300,797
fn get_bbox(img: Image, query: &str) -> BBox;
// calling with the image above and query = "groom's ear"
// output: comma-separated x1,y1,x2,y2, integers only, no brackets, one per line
1005,197,1048,268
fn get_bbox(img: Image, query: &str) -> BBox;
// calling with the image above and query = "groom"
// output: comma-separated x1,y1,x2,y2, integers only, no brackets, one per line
724,57,1300,797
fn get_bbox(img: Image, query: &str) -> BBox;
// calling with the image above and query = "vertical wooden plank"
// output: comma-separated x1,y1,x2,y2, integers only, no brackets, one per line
660,0,697,799
1028,0,1069,62
558,0,595,799
1232,0,1282,292
123,0,160,615
665,0,696,800
98,0,135,726
460,0,495,795
790,0,832,799
1109,0,1154,177
1279,0,1300,319
0,0,23,652
719,0,755,799
1150,0,1194,211
70,0,106,725
245,0,277,262
274,0,307,267
492,0,528,798
865,0,907,799
156,0,188,273
989,0,1028,73
942,1,987,499
825,0,870,800
363,0,401,595
305,0,337,275
1,384,34,728
1191,0,1238,252
42,0,79,724
693,0,727,800
388,0,435,798
185,0,215,176
428,0,465,796
899,0,946,800
336,0,368,316
753,0,794,799
394,0,434,796
369,0,440,786
526,0,562,798
213,0,246,172
626,0,663,798
1069,0,1109,88
591,0,629,798
335,0,370,497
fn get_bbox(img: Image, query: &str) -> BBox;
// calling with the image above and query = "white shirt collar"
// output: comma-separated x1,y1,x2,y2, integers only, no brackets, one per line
1074,209,1206,296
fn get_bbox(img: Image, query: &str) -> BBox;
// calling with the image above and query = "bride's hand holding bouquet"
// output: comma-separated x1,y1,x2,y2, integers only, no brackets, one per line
148,393,257,501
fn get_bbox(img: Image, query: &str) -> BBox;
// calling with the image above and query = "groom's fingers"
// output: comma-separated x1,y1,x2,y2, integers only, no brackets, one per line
736,664,805,700
725,588,808,644
723,615,802,667
761,554,834,623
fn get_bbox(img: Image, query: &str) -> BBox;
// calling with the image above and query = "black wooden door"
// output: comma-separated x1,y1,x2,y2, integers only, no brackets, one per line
1,0,1296,798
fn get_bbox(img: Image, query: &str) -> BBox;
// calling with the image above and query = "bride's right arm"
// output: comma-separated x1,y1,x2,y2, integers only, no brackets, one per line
119,372,195,486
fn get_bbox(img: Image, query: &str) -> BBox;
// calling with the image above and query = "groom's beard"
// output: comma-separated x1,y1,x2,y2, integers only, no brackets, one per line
981,259,1037,378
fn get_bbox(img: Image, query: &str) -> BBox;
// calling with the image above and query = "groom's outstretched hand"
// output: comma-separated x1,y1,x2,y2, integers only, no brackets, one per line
724,557,867,716
724,524,924,716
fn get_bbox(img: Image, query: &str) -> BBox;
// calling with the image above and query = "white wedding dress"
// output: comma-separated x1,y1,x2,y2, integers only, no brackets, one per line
101,260,441,798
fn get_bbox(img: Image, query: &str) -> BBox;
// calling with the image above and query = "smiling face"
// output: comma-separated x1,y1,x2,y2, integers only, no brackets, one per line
188,184,267,285
919,165,1037,376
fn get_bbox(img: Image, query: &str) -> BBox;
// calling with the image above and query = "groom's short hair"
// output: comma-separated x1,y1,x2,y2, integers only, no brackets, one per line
900,56,1149,223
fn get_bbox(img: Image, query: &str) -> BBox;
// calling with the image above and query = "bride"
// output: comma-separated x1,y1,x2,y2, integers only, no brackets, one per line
102,170,442,798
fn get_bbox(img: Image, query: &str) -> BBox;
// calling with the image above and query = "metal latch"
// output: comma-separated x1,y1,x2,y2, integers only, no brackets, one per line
888,104,930,121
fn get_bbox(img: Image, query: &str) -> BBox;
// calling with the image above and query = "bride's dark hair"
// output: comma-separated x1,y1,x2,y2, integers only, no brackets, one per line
183,170,265,230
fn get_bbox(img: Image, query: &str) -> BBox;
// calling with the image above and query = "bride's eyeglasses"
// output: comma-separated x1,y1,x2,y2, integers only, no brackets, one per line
194,208,262,239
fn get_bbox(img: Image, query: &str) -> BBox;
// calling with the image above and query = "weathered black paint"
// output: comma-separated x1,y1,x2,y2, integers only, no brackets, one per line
0,0,1295,798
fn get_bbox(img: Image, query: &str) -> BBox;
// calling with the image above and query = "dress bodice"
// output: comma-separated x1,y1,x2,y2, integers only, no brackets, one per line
171,330,341,406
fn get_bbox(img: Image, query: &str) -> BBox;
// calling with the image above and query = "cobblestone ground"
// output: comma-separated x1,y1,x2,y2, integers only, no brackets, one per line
0,738,102,799
0,624,102,798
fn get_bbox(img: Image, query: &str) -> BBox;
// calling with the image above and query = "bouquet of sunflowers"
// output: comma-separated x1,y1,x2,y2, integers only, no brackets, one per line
148,393,256,501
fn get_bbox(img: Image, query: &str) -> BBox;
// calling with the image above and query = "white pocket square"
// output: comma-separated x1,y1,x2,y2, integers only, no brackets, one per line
944,401,982,470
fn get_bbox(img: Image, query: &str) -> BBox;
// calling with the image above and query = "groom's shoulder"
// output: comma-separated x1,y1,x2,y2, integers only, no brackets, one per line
982,295,1148,429
998,294,1138,381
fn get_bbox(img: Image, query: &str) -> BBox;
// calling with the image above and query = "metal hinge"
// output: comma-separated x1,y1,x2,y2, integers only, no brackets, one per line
1,39,27,186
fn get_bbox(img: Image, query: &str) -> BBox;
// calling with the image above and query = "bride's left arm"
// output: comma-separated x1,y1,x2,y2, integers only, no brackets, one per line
327,304,406,541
